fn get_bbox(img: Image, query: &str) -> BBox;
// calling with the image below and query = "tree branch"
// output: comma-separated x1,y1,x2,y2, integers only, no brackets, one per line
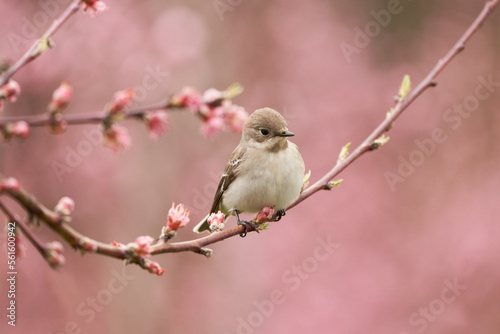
0,0,81,87
288,0,499,210
0,100,175,127
0,200,48,259
0,0,498,275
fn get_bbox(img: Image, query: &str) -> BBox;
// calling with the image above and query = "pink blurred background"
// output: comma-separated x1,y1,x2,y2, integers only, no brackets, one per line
1,0,500,333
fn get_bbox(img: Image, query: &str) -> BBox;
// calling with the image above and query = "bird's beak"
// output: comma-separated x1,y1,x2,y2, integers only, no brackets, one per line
278,130,295,137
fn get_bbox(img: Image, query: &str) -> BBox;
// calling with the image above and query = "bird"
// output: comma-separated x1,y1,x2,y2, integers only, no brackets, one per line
193,107,305,236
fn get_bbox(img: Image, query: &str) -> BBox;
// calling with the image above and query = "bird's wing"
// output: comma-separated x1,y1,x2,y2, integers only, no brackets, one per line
209,144,247,215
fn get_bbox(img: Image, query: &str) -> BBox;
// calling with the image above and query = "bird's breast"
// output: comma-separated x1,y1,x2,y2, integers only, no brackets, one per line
222,144,305,213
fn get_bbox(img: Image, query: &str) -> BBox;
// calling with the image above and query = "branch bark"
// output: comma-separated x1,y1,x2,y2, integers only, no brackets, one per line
288,0,499,209
0,0,498,274
0,100,175,127
0,0,81,87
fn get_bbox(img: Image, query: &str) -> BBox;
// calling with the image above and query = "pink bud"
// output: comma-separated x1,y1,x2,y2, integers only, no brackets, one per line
49,81,73,111
55,196,75,216
255,206,275,223
107,89,134,115
145,110,169,141
81,0,108,17
171,86,201,111
208,211,225,232
144,259,165,276
202,88,223,104
80,238,98,252
0,80,21,103
0,177,20,191
103,124,131,152
167,203,190,231
46,241,65,268
6,121,30,139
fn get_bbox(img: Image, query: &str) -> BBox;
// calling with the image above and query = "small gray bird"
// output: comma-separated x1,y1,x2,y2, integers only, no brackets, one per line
193,107,305,235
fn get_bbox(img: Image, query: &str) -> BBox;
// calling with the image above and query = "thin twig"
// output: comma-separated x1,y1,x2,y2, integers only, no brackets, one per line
288,0,499,209
1,186,127,260
0,0,81,87
0,100,175,127
0,200,48,258
0,0,498,270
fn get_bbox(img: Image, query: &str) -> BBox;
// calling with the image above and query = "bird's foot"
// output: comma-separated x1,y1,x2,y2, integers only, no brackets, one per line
237,220,256,238
274,209,286,222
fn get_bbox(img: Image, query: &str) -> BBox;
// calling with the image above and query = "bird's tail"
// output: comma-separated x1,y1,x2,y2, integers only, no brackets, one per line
193,214,210,234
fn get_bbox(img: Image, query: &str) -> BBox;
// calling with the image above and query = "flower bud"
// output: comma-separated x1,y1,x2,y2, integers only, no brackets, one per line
107,89,134,115
55,196,75,216
102,124,131,152
145,110,169,141
48,81,73,112
45,241,65,268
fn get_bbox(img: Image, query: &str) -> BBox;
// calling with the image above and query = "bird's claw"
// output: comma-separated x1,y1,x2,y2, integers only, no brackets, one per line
237,220,256,238
274,209,286,222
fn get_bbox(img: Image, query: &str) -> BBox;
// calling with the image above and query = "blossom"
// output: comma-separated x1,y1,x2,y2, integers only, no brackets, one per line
166,203,190,231
129,235,154,257
45,241,65,268
107,89,134,116
225,103,247,132
202,88,223,105
81,0,108,17
199,99,248,138
201,113,226,138
48,81,73,112
103,124,131,152
208,211,225,232
171,86,201,111
145,110,169,140
168,84,247,137
255,206,275,223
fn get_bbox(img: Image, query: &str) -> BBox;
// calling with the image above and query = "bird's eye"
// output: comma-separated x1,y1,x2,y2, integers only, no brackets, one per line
260,129,269,136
